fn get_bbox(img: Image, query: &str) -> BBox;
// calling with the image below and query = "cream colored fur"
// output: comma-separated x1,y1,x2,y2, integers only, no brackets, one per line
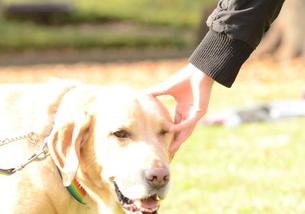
0,82,173,214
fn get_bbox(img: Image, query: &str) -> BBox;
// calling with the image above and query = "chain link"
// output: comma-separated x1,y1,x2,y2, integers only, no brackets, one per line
0,132,40,147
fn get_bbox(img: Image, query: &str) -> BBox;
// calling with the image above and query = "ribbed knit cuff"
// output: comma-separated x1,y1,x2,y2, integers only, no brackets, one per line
189,30,253,88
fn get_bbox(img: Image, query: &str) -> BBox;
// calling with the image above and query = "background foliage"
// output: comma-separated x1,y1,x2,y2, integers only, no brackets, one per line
0,0,214,51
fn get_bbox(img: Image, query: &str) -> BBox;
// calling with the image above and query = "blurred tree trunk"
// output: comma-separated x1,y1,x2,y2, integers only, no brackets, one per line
0,1,2,14
196,3,216,46
255,0,305,60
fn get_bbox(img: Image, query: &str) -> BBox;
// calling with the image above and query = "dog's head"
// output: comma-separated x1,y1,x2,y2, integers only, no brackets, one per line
48,85,173,214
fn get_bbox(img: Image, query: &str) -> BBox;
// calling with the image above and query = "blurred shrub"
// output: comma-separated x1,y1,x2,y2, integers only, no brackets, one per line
0,0,215,51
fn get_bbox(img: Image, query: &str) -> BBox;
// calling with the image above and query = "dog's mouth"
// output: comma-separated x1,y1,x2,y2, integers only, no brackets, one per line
113,182,159,214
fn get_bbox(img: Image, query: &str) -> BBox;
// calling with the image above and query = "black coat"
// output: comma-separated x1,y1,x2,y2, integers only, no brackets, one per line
189,0,285,87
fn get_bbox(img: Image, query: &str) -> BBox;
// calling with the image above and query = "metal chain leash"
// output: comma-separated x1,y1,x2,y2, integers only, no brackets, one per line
0,132,49,175
0,132,40,147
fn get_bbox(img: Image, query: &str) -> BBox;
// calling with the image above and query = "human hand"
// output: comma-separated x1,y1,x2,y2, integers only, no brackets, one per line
147,63,214,159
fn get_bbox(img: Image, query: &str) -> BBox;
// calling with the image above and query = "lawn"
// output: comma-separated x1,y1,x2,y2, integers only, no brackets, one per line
1,58,304,213
162,119,305,213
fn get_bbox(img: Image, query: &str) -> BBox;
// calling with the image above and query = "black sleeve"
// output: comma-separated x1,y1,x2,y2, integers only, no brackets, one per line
189,0,285,87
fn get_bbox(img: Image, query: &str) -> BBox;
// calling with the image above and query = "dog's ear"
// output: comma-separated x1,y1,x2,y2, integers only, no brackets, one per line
48,113,92,186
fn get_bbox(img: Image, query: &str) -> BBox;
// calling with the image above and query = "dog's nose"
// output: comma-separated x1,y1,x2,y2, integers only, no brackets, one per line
145,167,170,189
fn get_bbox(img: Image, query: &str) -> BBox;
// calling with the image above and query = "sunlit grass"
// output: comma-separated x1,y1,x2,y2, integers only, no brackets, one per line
161,118,305,213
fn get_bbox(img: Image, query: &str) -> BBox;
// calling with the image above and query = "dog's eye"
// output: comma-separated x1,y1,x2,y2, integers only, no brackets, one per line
112,129,131,139
159,129,169,136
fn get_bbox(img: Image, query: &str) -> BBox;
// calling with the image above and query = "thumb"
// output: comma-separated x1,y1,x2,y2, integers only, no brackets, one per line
169,123,197,160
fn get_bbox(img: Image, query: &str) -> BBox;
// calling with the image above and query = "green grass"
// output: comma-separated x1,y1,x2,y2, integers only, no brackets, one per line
161,120,305,213
2,0,213,27
0,19,192,50
0,0,215,51
160,80,305,213
71,0,211,28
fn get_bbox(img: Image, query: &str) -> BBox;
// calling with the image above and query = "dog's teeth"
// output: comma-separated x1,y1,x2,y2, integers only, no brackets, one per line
114,181,160,214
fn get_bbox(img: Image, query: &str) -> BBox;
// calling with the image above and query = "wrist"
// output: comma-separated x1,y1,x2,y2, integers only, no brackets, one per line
186,63,214,115
187,63,214,87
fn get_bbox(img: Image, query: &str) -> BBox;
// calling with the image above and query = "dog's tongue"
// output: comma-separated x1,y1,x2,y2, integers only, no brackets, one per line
134,196,159,211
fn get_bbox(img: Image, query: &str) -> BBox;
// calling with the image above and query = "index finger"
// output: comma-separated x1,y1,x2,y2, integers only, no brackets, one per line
169,109,205,132
169,117,198,132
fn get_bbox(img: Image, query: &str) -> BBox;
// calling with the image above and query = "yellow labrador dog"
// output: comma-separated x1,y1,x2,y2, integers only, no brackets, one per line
0,82,173,214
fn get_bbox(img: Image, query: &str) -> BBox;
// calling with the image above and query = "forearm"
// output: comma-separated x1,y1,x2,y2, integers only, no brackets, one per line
189,0,285,87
